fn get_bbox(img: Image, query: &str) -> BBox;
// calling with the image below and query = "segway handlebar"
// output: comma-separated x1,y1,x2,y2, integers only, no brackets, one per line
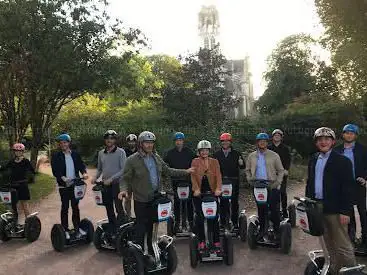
249,179,273,188
294,196,318,204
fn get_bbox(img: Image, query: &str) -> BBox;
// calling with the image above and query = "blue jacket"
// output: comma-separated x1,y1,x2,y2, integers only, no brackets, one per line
306,150,354,216
51,151,87,187
334,142,367,203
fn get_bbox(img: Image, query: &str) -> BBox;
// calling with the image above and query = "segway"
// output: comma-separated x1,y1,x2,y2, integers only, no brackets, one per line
189,192,233,268
0,181,41,243
123,191,177,275
247,180,292,254
295,197,366,275
92,181,136,254
51,178,94,252
219,176,247,242
167,179,192,238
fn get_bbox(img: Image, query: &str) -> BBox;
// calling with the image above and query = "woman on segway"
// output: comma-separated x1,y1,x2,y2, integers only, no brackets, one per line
191,140,222,252
51,133,89,239
0,143,35,226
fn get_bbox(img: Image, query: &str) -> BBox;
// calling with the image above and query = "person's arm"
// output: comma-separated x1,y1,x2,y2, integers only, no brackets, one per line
274,153,285,188
284,146,291,170
339,157,354,216
51,152,66,186
245,154,252,182
119,158,133,193
94,151,103,180
214,159,222,192
75,152,87,175
238,151,246,169
0,161,11,171
305,158,312,198
157,154,189,177
191,159,200,192
110,149,126,181
163,150,170,166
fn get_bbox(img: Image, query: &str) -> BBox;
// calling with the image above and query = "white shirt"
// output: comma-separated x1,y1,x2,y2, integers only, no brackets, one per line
64,152,75,179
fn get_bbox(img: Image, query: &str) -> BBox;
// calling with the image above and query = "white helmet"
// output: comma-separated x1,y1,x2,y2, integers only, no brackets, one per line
197,140,211,150
126,134,137,141
138,131,156,143
314,127,336,140
272,129,283,137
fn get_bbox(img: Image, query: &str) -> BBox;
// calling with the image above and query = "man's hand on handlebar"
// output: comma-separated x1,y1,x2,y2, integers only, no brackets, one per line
215,190,221,197
193,190,201,197
186,167,196,174
104,178,112,186
340,214,350,225
118,191,128,200
82,173,89,180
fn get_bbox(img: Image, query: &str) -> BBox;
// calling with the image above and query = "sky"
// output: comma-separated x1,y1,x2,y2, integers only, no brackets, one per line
107,0,324,98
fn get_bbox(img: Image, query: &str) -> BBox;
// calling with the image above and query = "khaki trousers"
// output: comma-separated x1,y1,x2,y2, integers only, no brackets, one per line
323,214,356,274
123,192,132,218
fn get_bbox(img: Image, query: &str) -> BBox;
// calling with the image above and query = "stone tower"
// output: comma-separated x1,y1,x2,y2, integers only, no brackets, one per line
198,5,220,49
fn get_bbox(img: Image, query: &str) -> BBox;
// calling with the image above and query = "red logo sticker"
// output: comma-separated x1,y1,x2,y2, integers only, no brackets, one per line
161,210,168,217
223,190,229,195
3,196,9,202
257,194,265,200
180,192,187,197
206,208,214,215
95,196,101,201
300,218,307,228
77,191,83,196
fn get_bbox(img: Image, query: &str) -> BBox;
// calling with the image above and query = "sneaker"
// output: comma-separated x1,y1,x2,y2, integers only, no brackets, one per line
198,242,205,250
214,242,221,253
65,231,71,240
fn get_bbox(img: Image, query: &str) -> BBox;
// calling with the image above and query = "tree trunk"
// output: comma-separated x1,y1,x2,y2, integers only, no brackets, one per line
30,124,43,171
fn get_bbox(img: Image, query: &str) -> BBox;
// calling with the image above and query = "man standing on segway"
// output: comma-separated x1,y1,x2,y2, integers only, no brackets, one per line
213,133,245,232
118,131,195,264
268,129,291,218
51,133,89,239
164,132,195,233
334,124,367,249
93,130,126,233
306,127,356,274
245,133,284,238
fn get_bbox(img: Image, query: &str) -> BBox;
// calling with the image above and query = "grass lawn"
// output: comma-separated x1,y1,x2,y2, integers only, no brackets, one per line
0,173,55,213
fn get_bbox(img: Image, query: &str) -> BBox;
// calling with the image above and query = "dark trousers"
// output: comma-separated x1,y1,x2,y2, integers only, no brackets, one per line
172,182,193,226
104,183,124,231
348,189,367,243
256,188,281,232
219,180,240,227
134,200,154,253
59,187,80,230
10,190,19,224
193,197,220,243
280,176,288,211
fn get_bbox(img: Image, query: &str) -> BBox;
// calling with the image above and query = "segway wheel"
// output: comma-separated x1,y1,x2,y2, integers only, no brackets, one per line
288,204,296,228
24,215,41,242
304,257,324,275
93,226,103,251
51,224,66,252
239,213,247,242
123,245,145,275
0,220,10,242
116,222,136,256
223,231,234,266
158,238,177,274
247,222,258,250
167,216,174,237
189,234,199,268
280,223,292,254
80,218,94,244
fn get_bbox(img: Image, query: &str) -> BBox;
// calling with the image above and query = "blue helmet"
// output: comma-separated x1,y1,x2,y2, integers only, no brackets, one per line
342,124,359,134
256,133,269,141
57,133,71,142
173,132,185,141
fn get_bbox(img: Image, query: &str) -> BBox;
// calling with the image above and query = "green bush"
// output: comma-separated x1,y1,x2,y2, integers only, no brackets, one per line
289,164,308,182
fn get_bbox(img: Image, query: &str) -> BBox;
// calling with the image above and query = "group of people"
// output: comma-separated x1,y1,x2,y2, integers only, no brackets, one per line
1,122,366,274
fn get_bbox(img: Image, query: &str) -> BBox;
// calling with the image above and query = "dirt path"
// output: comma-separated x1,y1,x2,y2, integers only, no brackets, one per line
0,164,366,275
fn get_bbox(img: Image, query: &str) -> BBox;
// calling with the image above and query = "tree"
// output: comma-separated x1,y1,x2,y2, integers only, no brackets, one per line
0,0,144,167
315,0,367,97
256,34,340,114
162,46,238,130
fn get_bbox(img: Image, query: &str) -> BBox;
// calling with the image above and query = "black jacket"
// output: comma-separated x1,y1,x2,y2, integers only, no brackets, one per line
305,150,354,215
268,143,291,170
51,151,87,187
213,147,245,179
124,147,137,158
163,146,194,180
334,142,367,203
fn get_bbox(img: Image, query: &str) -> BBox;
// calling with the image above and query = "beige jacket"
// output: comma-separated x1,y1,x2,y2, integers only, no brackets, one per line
245,149,285,189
